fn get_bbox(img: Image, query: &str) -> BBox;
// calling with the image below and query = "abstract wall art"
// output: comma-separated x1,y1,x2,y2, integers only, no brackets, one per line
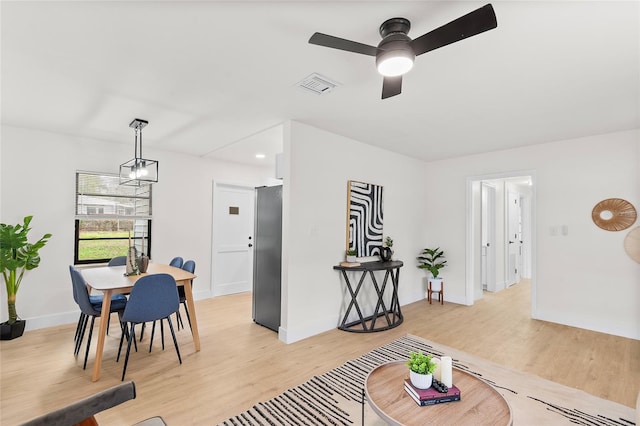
347,180,383,257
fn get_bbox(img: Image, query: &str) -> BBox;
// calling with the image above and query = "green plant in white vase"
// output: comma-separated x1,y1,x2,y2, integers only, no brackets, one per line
346,248,357,263
407,350,437,389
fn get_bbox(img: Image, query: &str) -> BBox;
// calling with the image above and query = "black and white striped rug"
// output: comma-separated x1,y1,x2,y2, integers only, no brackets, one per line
218,335,636,426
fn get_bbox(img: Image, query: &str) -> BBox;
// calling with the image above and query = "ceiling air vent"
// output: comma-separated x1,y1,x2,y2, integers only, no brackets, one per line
297,73,339,95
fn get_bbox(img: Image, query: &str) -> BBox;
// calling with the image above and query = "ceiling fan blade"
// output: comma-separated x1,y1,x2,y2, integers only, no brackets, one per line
410,4,497,56
382,76,402,99
309,32,377,56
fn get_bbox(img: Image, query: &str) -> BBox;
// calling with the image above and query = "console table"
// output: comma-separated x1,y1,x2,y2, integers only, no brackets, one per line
333,260,403,332
365,361,512,425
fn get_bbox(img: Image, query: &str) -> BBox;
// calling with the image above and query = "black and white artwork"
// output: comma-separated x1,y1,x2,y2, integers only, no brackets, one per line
347,180,383,257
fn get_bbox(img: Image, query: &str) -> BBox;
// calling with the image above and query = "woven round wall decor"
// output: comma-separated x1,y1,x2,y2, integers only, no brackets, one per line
591,198,637,231
623,227,640,264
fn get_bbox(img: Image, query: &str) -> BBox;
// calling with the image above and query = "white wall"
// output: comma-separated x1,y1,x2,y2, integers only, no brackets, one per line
3,123,638,342
425,129,640,339
0,125,275,329
279,121,429,343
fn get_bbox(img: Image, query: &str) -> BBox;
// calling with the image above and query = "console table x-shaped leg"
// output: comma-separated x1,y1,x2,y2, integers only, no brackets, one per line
337,262,403,332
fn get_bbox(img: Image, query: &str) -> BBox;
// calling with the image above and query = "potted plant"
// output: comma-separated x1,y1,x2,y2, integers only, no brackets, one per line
407,350,437,389
417,247,446,277
346,248,357,263
0,216,52,340
380,236,394,261
418,247,446,299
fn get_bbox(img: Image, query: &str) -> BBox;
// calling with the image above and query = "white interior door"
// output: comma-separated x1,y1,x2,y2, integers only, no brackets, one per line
481,183,496,293
212,183,255,296
521,195,532,279
506,190,522,287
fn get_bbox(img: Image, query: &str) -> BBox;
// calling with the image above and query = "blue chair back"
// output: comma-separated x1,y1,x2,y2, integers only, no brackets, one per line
108,256,127,266
182,260,196,274
69,266,100,316
169,257,184,268
121,274,179,324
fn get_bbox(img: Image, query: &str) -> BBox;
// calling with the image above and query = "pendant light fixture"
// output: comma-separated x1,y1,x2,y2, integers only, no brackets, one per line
119,118,159,186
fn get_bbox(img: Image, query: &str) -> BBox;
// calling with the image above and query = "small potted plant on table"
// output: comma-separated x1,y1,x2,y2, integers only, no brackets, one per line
346,248,357,263
407,350,437,389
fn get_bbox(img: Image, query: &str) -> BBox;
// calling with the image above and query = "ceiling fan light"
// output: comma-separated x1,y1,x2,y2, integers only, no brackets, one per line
377,56,414,76
376,44,415,77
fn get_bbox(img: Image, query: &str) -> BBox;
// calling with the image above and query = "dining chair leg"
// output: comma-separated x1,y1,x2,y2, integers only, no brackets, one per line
175,311,184,330
132,327,138,353
83,316,96,370
148,320,165,352
139,322,146,341
74,313,85,343
165,316,182,365
121,323,136,381
117,321,127,362
160,320,165,350
182,301,192,331
149,321,156,353
75,314,88,356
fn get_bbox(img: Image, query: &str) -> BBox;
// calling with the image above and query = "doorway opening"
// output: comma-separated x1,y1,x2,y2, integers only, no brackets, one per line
466,171,536,316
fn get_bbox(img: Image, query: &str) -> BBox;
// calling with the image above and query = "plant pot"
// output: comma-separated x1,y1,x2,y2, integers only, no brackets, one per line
380,247,393,262
346,255,357,263
409,370,433,389
1,320,26,340
429,277,443,291
137,255,149,273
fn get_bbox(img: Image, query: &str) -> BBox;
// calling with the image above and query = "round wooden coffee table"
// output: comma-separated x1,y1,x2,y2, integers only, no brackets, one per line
365,361,512,425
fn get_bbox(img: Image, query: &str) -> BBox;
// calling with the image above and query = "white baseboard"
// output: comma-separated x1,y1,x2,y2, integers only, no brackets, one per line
212,282,250,297
536,310,640,340
23,310,80,331
279,316,336,344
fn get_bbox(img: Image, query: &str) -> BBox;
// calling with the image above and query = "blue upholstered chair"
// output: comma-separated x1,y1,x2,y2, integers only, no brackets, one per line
76,255,126,341
107,256,127,266
69,266,127,370
169,256,184,268
117,273,182,381
73,260,128,346
139,256,184,341
176,260,196,331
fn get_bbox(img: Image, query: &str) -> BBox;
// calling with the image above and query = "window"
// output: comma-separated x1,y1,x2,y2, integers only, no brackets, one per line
75,171,152,264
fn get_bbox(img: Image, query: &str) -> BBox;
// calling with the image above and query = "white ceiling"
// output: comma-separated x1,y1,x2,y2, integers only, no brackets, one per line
2,1,639,167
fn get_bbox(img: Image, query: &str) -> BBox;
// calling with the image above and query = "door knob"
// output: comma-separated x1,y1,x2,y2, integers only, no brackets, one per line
248,243,253,247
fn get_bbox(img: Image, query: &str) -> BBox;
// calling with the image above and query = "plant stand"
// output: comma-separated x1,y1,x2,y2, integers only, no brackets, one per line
1,320,26,340
427,279,444,305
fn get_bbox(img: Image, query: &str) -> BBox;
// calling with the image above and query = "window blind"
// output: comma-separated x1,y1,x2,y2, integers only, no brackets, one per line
76,171,152,219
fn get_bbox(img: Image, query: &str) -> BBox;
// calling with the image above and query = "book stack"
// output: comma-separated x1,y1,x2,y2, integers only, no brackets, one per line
339,261,361,267
404,379,461,406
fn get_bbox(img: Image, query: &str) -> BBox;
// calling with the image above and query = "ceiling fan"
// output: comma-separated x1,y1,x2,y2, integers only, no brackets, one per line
308,4,497,99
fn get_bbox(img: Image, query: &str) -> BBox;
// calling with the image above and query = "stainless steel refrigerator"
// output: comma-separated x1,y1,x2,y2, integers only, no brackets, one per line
252,185,282,332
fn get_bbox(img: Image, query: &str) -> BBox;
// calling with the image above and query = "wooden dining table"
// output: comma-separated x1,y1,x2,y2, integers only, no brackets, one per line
81,263,199,381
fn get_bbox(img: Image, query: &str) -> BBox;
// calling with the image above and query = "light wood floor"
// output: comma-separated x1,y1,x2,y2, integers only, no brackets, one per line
1,280,638,425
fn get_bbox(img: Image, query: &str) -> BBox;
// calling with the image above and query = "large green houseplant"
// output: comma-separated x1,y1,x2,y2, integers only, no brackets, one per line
0,215,51,339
